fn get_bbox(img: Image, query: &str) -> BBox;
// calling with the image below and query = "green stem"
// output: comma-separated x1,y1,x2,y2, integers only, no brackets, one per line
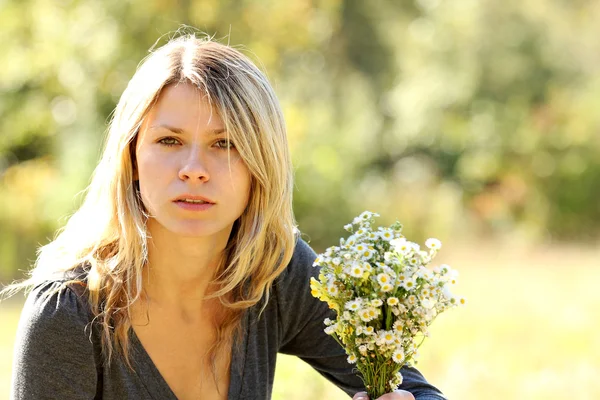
385,303,392,330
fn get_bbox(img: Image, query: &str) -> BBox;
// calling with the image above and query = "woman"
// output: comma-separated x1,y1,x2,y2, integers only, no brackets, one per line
7,34,446,400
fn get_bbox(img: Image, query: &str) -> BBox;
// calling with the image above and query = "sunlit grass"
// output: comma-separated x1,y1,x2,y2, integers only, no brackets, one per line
279,241,600,399
412,242,600,400
0,296,22,398
2,243,599,399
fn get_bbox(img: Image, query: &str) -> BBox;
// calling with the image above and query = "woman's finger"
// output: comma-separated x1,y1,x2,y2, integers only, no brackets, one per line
353,391,369,400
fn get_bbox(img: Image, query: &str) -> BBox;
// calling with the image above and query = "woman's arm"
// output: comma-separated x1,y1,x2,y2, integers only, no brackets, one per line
11,281,101,399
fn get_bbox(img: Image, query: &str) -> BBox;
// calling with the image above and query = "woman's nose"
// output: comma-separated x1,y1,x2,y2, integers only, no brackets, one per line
178,148,210,182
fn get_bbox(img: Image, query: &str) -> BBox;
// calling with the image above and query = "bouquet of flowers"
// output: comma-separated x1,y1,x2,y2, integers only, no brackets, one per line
310,211,465,398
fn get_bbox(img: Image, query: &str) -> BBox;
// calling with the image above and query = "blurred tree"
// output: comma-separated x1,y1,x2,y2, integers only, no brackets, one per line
1,0,599,281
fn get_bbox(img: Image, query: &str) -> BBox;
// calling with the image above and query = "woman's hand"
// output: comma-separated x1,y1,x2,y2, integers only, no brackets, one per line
352,389,415,400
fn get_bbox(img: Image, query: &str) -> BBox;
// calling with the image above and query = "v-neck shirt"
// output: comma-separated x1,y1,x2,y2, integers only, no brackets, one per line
11,239,446,399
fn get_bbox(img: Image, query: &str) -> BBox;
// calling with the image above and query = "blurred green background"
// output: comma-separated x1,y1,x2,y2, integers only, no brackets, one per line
1,0,599,399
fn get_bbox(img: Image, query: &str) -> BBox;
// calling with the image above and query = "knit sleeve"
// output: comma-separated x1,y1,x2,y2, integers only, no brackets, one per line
275,238,447,399
11,280,101,399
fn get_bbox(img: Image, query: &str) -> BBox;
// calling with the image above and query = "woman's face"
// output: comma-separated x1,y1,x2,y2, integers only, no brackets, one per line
135,82,251,240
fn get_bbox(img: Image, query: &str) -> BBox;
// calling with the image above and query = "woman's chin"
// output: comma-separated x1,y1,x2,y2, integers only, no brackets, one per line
146,216,234,240
166,222,232,240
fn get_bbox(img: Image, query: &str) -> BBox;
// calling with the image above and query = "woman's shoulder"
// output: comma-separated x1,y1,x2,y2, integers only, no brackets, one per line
19,267,94,340
271,236,321,307
12,268,104,399
276,236,318,283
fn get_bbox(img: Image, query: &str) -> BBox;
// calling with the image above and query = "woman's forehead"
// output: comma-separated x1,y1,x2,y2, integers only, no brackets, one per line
143,83,224,133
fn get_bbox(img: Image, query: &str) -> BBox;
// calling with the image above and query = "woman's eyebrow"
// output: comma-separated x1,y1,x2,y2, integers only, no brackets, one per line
148,124,226,135
148,124,185,134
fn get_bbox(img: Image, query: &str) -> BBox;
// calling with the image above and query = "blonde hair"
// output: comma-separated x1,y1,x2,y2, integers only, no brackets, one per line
6,34,297,368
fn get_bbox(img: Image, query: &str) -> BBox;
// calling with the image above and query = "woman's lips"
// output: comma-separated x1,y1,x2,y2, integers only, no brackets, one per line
173,200,215,211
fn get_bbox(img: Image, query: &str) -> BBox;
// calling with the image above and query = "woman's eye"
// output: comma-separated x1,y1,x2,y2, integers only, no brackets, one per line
214,139,235,149
158,137,180,146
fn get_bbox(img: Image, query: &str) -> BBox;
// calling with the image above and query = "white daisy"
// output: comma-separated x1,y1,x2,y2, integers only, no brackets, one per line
379,330,395,344
349,262,364,278
447,269,459,285
392,349,405,364
358,211,379,221
393,320,404,332
367,307,378,319
359,308,377,322
390,238,410,253
362,249,374,260
407,294,418,305
402,279,417,291
425,238,442,250
327,284,339,296
376,273,392,286
380,283,394,292
345,299,362,311
378,228,394,241
396,272,408,284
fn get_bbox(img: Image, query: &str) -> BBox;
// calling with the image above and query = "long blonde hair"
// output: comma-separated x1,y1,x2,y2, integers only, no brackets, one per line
6,34,297,366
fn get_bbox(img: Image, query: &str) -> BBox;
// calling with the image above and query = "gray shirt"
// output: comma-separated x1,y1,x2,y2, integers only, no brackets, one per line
11,238,446,399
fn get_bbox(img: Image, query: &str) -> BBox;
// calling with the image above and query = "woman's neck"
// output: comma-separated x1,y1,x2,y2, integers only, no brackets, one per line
142,221,230,309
